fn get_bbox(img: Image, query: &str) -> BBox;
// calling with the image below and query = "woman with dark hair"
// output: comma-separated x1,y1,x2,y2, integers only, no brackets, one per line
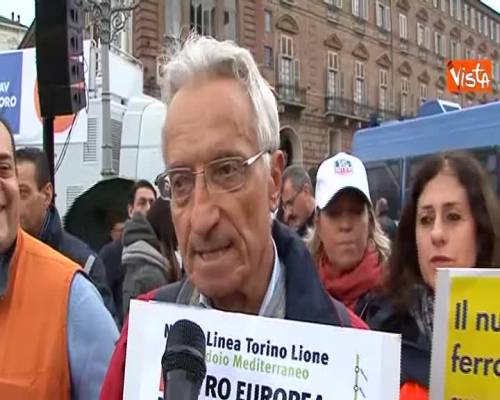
146,198,181,282
365,152,500,399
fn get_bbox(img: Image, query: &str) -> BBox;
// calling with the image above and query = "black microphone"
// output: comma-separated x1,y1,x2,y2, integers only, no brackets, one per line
162,319,207,400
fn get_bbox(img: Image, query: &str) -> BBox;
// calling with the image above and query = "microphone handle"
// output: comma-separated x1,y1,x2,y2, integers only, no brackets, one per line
164,369,203,400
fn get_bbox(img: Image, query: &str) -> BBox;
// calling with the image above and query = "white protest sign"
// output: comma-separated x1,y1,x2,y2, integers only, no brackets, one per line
124,300,401,400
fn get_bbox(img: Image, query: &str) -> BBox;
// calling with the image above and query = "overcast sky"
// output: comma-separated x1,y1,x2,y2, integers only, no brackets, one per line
0,0,499,28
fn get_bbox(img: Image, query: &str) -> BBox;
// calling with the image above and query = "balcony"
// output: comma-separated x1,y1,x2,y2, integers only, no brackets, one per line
378,108,402,122
277,84,306,112
325,96,374,122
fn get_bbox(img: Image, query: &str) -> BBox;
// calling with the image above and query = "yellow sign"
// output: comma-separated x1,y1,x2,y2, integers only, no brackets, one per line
435,272,500,400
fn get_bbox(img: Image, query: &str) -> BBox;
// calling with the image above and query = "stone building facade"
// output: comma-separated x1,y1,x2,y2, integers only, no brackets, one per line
132,0,500,168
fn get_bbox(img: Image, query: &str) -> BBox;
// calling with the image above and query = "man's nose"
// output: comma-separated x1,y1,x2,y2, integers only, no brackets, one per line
189,174,220,237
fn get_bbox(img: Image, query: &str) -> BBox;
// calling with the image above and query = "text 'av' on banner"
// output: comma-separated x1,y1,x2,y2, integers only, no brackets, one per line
430,268,500,400
124,300,401,400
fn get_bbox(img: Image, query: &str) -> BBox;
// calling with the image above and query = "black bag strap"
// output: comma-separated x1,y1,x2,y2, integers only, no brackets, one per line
332,298,352,328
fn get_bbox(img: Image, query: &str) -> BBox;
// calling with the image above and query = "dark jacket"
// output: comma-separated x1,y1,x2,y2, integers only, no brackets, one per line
121,212,170,319
378,213,397,241
99,239,124,324
296,210,315,238
40,207,116,319
100,221,368,400
364,297,431,389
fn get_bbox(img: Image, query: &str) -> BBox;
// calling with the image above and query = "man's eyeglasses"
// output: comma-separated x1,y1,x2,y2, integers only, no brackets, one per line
155,150,269,206
281,186,304,212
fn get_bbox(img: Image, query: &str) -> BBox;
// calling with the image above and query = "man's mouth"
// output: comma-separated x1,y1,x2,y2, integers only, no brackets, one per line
196,244,232,262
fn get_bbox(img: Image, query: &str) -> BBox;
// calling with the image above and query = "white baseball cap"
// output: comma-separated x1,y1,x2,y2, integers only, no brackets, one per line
315,152,372,210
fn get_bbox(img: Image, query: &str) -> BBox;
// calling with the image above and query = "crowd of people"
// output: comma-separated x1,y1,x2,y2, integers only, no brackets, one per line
0,34,499,400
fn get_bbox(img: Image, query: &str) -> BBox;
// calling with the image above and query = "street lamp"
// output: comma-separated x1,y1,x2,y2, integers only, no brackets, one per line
77,0,139,177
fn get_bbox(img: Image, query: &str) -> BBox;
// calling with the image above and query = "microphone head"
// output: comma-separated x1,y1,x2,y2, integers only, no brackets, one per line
162,319,207,385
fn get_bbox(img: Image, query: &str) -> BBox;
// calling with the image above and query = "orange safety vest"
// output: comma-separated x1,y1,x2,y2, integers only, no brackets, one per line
400,381,429,400
0,230,79,400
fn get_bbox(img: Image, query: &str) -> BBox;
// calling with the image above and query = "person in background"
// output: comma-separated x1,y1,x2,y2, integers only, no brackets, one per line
15,147,116,318
101,35,367,400
365,152,500,400
109,220,125,242
99,179,157,326
121,212,170,319
146,198,181,279
281,165,315,237
376,197,397,241
0,118,118,399
308,152,390,317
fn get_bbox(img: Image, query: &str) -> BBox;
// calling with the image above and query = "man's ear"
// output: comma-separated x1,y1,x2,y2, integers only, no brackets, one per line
41,182,53,209
269,150,284,212
128,204,134,219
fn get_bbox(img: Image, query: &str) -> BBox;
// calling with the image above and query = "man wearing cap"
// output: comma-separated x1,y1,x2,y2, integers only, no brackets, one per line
308,152,390,316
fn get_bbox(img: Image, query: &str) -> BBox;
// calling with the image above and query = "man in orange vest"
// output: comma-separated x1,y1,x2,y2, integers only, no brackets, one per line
0,117,119,399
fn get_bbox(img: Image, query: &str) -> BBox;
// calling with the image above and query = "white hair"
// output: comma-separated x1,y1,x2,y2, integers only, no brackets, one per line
160,34,280,153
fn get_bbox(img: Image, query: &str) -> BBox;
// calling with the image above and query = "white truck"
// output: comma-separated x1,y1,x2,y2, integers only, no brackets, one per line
0,41,166,217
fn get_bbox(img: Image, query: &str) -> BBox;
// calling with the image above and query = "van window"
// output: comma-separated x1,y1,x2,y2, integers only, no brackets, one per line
366,160,401,220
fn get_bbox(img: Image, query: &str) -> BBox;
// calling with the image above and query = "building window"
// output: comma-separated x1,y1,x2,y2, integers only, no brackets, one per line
354,60,366,105
434,32,447,57
490,20,495,42
264,46,273,68
477,11,482,34
437,89,444,99
419,83,428,104
264,10,272,34
433,0,438,8
326,51,340,99
352,0,368,20
399,14,407,39
378,69,388,110
279,35,299,97
325,0,343,7
417,23,431,50
450,40,460,59
497,23,500,44
441,0,446,12
471,8,476,30
484,15,488,37
224,0,237,41
401,77,409,116
417,23,425,47
465,47,473,59
449,0,461,19
464,3,469,26
190,0,216,37
376,1,391,31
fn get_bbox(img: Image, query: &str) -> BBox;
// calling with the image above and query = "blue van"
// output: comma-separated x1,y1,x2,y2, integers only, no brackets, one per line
352,100,500,219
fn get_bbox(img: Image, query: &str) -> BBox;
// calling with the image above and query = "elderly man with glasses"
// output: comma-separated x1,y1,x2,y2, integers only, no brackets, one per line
280,165,316,237
100,35,367,399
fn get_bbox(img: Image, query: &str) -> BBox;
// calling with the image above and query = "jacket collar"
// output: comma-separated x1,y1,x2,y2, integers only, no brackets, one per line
272,221,341,325
39,206,63,249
